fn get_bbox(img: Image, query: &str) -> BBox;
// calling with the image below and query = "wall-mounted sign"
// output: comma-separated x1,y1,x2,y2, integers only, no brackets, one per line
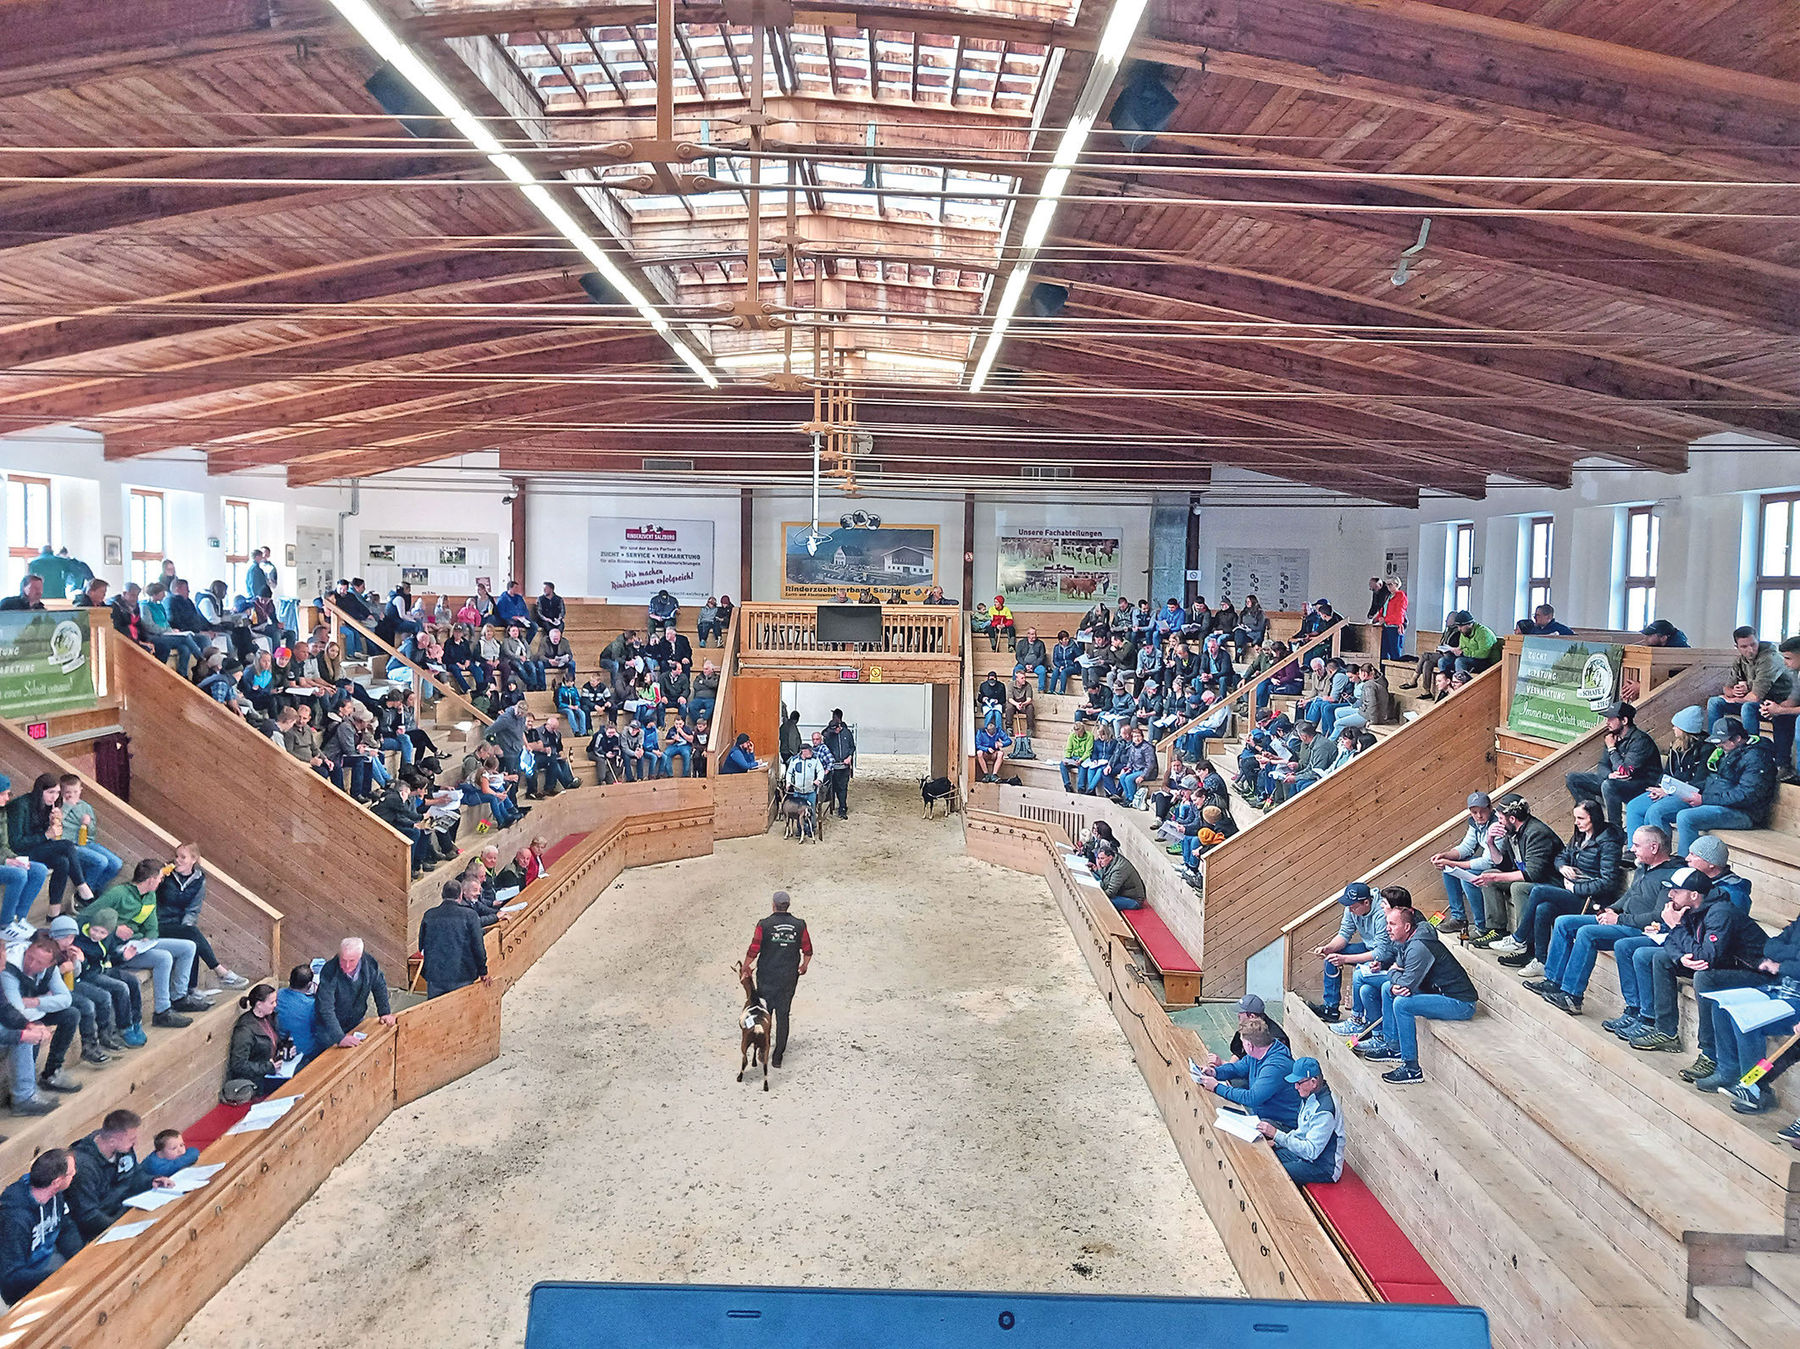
0,611,96,720
588,517,714,601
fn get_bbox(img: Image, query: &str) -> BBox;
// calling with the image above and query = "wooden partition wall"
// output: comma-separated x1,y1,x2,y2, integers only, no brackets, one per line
106,636,413,973
965,810,1366,1303
1279,660,1731,997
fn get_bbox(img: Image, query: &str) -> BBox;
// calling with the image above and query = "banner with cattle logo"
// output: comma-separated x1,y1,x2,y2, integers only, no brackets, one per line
781,523,939,601
588,517,715,601
997,529,1121,606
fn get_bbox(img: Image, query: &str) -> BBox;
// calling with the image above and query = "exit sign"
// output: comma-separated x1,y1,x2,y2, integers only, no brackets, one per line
837,668,860,682
24,721,47,740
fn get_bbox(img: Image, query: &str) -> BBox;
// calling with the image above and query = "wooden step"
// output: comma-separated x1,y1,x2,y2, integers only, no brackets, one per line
1458,937,1706,1050
1747,1250,1800,1321
1287,1002,1733,1349
1414,1010,1789,1300
1710,829,1800,931
1452,944,1800,1200
1694,1284,1800,1349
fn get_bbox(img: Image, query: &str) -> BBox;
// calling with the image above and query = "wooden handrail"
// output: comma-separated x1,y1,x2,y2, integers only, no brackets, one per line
738,602,961,658
1153,614,1349,756
323,599,493,727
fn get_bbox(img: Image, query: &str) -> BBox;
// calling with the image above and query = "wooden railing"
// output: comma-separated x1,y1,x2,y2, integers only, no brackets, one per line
1153,615,1348,756
738,603,962,658
706,606,742,770
323,599,492,728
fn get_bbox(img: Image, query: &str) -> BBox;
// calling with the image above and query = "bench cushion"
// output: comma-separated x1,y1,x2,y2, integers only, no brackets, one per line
1121,905,1200,974
1306,1164,1454,1304
538,832,587,869
183,1102,252,1151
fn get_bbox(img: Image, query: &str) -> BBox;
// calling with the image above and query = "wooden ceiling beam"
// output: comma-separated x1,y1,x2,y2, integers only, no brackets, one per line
1059,257,1792,455
1158,0,1800,175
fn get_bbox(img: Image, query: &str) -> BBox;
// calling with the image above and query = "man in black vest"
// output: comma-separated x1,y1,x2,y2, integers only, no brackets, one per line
744,892,812,1067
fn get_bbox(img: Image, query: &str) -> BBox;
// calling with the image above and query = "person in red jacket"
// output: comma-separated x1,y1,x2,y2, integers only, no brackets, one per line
1379,578,1408,664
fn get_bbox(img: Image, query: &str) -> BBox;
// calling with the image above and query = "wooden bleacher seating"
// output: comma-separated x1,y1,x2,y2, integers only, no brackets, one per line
1118,905,1201,1006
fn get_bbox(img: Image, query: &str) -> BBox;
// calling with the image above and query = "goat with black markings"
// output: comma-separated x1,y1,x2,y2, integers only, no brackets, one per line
734,960,772,1090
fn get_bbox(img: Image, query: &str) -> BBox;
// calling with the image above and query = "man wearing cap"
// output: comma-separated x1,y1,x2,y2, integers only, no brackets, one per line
1225,993,1290,1059
745,893,811,1068
1616,868,1766,1053
1429,793,1496,937
1515,604,1574,638
1092,841,1146,912
1196,1021,1302,1128
1565,702,1660,831
1256,1056,1345,1184
1642,716,1778,855
1527,824,1680,1016
1307,882,1383,1023
1466,795,1564,947
1638,618,1690,648
1356,906,1479,1085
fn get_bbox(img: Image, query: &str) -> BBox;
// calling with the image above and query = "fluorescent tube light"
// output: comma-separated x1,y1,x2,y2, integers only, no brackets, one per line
325,0,717,388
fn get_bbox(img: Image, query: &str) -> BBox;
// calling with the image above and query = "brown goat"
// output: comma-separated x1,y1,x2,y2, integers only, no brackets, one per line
734,960,772,1091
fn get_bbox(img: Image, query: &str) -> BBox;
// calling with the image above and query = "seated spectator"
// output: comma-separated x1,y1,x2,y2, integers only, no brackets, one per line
82,860,208,1027
1524,825,1680,1016
985,596,1015,652
721,733,761,775
1636,617,1689,648
0,1149,81,1300
1196,1021,1302,1128
313,938,395,1049
0,575,46,612
1092,840,1146,912
43,915,120,1061
1640,716,1777,854
1708,626,1793,750
223,982,295,1103
646,587,678,637
492,848,534,895
371,776,438,879
494,580,530,630
1759,636,1800,784
1307,881,1384,1023
53,773,122,898
1256,1055,1344,1184
1111,725,1158,805
976,670,1007,731
620,718,653,782
1223,993,1289,1059
277,964,320,1066
142,1129,200,1181
538,627,576,684
4,933,84,1104
1625,703,1710,837
138,582,208,677
1006,672,1037,759
0,775,49,942
418,879,490,999
157,843,249,990
1059,713,1096,794
69,1107,168,1240
972,722,1013,784
1696,907,1799,1114
1330,885,1413,1036
661,719,698,779
1353,906,1479,1084
7,773,98,920
1564,701,1660,831
1013,627,1049,690
1613,867,1765,1052
588,723,626,785
1492,798,1622,976
1466,794,1564,946
695,597,721,646
783,747,826,839
1515,603,1574,636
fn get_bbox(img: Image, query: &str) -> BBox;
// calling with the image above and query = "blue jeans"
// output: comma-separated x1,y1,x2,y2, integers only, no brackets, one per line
1014,662,1048,691
1351,968,1390,1025
1047,666,1072,694
1513,882,1578,957
1622,790,1658,840
1381,987,1476,1063
1119,770,1148,802
663,744,693,777
982,705,1003,730
1611,934,1661,1020
150,633,206,676
560,704,590,736
0,861,48,926
1710,1001,1800,1082
1707,696,1762,738
1381,625,1403,662
1323,941,1368,1008
1441,869,1486,928
1078,765,1107,794
1546,915,1636,995
10,1040,40,1103
1670,803,1755,855
340,626,365,659
1276,1146,1338,1184
687,697,715,726
624,753,652,782
381,734,415,767
1110,891,1143,911
460,784,517,826
73,844,122,896
1060,762,1082,793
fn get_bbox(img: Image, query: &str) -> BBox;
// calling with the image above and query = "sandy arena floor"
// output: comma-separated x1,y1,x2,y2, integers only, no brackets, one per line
174,759,1240,1348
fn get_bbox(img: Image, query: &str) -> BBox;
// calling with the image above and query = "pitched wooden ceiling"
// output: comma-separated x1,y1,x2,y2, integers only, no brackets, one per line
2,0,1797,506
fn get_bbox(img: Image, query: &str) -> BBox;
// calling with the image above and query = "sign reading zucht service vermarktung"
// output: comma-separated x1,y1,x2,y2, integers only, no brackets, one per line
1506,636,1625,743
588,517,715,602
0,610,97,720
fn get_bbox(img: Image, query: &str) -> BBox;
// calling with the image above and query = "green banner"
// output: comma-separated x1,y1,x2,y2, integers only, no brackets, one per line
1506,636,1624,743
0,610,98,720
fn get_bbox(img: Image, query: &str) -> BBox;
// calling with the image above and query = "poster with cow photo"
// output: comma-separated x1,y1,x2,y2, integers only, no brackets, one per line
997,529,1121,606
781,523,938,601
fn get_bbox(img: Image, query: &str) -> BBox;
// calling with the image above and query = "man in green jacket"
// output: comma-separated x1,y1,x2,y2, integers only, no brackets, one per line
78,861,206,1027
1060,715,1095,793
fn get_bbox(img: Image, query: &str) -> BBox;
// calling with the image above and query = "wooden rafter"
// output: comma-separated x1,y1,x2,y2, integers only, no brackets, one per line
535,30,592,108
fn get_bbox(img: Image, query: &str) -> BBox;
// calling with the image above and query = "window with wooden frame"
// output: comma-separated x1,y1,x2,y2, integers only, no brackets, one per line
1623,505,1659,632
4,474,51,595
1754,490,1800,642
1451,522,1475,615
1526,516,1554,614
128,488,165,588
223,498,251,598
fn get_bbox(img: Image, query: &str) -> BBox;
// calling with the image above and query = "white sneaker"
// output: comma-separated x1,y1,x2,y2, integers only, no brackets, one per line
1490,936,1524,956
1517,960,1545,979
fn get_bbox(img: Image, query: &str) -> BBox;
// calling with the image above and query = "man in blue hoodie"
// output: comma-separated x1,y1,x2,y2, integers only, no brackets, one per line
1196,1021,1303,1128
0,1148,82,1302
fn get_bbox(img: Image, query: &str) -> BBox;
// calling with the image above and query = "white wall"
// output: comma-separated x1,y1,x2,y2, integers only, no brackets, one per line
782,682,930,755
0,427,340,595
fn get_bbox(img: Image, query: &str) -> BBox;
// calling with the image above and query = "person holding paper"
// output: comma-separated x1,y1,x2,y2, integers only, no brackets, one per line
1091,842,1145,912
68,1109,170,1240
1257,1056,1345,1184
1197,1022,1302,1128
1624,704,1711,839
1641,716,1779,854
312,938,395,1050
1306,882,1383,1024
0,1149,82,1300
1621,868,1766,1054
